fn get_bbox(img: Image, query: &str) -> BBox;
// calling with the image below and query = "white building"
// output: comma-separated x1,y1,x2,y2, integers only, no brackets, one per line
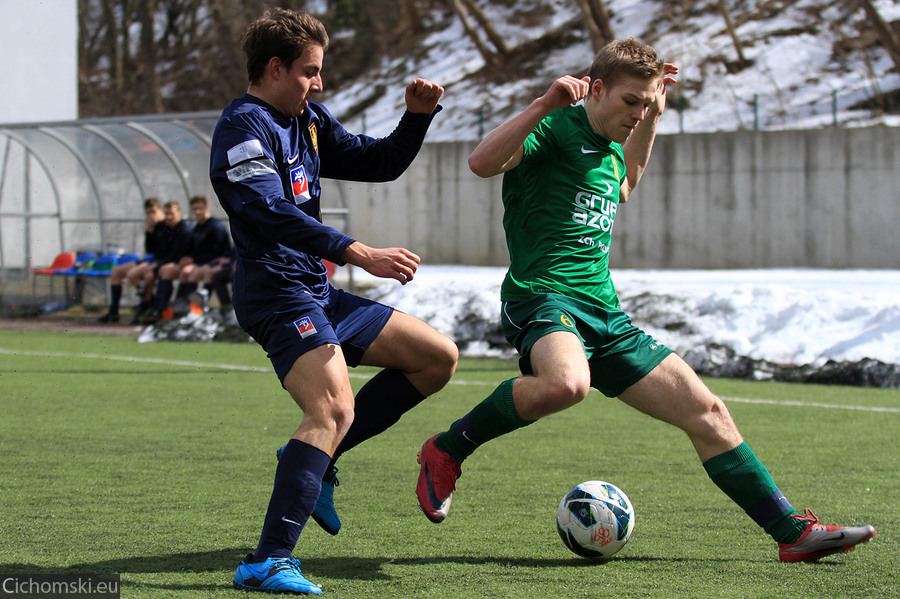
0,0,77,124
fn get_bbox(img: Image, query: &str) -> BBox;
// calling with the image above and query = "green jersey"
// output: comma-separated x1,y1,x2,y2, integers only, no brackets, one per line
500,104,624,309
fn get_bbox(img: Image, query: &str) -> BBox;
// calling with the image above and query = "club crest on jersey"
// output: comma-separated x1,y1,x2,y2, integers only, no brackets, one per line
308,124,319,155
291,164,311,202
292,316,317,338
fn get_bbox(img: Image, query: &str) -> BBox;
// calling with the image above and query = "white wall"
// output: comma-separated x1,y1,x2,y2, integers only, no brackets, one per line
324,126,900,269
0,0,78,124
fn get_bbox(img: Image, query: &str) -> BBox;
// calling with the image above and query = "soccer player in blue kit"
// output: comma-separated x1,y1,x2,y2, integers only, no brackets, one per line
210,8,458,594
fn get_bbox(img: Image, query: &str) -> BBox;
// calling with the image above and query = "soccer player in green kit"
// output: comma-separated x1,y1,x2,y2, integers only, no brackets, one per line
416,38,876,562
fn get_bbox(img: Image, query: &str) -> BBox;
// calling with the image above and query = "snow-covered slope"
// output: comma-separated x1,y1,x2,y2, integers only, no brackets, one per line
322,0,900,140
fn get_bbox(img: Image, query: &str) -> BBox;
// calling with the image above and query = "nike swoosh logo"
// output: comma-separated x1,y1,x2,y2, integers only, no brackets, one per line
424,465,451,510
461,431,477,445
581,146,600,154
825,532,846,542
244,563,269,581
287,153,299,164
281,516,303,526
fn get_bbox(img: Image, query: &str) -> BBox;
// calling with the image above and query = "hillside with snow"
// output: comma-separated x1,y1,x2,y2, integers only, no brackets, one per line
143,266,900,388
321,0,900,140
141,2,900,388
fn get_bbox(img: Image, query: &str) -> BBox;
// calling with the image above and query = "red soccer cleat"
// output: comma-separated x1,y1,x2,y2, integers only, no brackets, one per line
416,434,462,523
778,508,876,562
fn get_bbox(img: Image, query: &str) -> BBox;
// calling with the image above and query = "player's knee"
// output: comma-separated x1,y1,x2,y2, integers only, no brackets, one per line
412,335,459,394
431,336,459,382
529,375,589,417
315,396,355,440
552,376,590,406
334,401,356,439
689,396,737,442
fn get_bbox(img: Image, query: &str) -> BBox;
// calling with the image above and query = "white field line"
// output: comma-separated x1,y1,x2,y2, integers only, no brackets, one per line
2,347,899,413
720,396,900,413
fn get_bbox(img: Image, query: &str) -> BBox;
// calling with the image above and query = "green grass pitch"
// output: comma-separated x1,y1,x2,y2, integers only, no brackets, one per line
0,329,897,598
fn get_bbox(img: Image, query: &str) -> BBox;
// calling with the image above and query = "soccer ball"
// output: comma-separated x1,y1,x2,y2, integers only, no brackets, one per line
556,480,635,559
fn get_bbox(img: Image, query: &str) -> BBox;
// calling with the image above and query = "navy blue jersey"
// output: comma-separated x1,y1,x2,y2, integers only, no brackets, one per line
145,221,166,256
189,217,232,265
210,94,439,324
153,220,193,265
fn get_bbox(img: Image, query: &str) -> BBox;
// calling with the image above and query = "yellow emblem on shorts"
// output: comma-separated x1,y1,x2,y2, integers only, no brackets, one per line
560,314,575,328
308,124,319,155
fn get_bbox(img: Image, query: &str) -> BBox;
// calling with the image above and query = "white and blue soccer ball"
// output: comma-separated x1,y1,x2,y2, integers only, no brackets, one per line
556,480,635,559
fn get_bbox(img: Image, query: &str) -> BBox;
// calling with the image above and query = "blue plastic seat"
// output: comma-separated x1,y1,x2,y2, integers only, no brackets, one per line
117,253,141,266
79,253,119,276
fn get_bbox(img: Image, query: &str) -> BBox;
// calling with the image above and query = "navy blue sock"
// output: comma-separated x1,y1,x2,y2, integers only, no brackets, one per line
109,285,122,314
331,369,425,466
155,279,174,311
177,282,197,298
253,439,330,561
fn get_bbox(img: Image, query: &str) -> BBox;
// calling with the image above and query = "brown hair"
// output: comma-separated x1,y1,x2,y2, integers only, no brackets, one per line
242,8,329,84
586,38,664,88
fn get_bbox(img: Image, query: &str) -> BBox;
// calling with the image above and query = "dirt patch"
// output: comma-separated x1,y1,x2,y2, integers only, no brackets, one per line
0,316,141,336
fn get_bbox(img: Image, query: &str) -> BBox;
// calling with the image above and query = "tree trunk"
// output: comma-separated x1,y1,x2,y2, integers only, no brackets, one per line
585,0,614,42
855,0,900,77
101,0,125,109
447,0,501,68
460,0,508,55
137,0,164,113
403,0,423,36
574,0,613,51
718,0,749,69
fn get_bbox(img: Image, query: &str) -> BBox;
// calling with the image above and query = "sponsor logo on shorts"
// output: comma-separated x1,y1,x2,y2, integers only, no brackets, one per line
560,314,575,328
293,316,317,338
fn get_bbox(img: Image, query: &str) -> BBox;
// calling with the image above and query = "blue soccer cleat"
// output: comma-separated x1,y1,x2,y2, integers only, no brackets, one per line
233,554,322,594
277,445,342,535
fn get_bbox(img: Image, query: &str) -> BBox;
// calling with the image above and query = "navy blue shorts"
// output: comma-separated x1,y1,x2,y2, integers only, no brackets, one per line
244,287,394,383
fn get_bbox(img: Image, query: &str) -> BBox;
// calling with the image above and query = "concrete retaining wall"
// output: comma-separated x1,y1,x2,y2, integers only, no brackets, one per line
323,126,900,268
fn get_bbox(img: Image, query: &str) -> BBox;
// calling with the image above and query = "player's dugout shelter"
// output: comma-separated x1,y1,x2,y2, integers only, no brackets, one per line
0,113,220,310
0,112,347,313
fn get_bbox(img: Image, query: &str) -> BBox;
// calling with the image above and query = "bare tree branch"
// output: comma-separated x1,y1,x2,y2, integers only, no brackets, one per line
446,0,503,68
718,0,750,71
855,0,900,76
573,0,613,52
460,0,508,55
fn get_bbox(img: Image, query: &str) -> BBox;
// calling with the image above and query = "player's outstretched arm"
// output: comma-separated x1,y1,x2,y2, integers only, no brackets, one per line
342,240,420,285
468,75,591,178
621,63,678,202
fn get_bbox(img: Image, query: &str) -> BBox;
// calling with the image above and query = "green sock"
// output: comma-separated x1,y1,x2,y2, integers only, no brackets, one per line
703,442,806,544
435,378,533,463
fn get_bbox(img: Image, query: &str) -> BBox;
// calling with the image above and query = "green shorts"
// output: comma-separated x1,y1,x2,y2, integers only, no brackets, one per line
500,293,672,397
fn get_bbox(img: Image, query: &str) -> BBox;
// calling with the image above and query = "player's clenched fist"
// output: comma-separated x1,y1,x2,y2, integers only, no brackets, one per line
406,78,444,114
